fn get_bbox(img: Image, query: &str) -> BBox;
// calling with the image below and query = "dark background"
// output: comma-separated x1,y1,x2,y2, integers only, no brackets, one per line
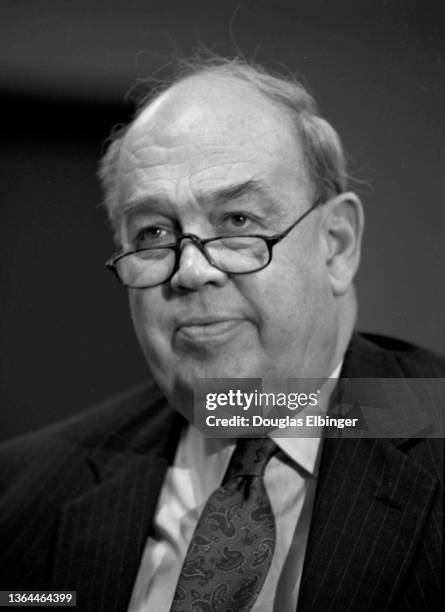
1,0,444,441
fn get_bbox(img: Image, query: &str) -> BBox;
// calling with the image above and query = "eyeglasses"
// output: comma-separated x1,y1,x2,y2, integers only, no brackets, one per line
106,198,324,289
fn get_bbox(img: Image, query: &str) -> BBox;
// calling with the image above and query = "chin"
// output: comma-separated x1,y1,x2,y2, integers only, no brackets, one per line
145,339,271,391
177,354,267,386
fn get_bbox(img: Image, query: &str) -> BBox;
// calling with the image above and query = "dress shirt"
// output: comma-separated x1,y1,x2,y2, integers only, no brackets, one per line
128,364,342,612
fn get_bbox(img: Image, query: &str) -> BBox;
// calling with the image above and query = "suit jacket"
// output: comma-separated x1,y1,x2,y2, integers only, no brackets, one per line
0,333,443,611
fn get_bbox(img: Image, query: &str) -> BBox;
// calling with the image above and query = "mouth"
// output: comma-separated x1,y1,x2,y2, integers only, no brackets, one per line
175,318,245,342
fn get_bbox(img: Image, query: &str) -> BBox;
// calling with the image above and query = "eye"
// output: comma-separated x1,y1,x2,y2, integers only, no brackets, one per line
134,225,173,248
229,214,248,227
222,213,254,230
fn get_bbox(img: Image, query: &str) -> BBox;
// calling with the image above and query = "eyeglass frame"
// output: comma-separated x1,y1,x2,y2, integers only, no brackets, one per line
106,195,328,289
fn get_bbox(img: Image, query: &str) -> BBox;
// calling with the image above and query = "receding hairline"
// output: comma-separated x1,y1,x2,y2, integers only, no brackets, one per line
99,55,347,223
130,70,299,129
125,71,310,170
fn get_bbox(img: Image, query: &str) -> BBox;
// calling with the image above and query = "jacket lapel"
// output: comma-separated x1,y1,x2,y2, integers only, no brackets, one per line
298,436,438,611
51,396,184,612
298,334,440,610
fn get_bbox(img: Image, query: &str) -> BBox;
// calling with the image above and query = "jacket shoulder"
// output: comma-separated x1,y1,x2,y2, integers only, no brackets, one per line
0,382,179,589
0,381,161,486
350,332,445,378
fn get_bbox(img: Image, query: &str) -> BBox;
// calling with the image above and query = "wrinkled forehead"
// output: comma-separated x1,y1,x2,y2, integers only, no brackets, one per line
114,75,311,212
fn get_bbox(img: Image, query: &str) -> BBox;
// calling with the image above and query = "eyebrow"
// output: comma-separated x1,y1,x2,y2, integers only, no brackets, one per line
208,178,274,204
111,178,276,224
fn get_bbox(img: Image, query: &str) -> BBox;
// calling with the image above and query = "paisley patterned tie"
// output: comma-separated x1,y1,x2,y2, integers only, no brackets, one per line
170,437,278,612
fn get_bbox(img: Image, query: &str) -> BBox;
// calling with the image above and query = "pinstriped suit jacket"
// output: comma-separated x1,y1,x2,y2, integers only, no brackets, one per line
0,333,443,611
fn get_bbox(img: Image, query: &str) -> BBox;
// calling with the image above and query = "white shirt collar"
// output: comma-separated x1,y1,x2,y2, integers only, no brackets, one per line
271,360,343,475
181,360,343,480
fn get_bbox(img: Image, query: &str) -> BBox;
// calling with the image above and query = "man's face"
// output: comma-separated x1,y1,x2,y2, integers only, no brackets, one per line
114,76,339,410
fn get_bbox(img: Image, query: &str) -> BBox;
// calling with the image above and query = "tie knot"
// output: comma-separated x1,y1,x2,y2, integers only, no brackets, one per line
223,437,278,483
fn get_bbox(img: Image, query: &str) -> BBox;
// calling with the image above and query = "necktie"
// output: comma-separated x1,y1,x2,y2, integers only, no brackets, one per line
170,437,278,612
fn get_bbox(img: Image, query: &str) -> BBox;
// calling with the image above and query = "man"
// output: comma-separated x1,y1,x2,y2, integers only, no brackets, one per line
0,56,443,611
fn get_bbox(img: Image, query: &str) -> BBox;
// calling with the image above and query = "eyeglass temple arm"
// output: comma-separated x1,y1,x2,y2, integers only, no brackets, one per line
264,199,324,247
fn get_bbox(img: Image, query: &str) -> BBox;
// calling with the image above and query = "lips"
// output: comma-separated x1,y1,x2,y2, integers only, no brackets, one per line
175,317,245,341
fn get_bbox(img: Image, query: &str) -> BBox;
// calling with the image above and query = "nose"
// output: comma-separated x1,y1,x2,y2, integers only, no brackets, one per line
170,240,228,291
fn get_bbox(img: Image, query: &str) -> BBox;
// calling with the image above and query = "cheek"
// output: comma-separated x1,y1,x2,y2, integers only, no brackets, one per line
129,290,169,355
245,255,327,340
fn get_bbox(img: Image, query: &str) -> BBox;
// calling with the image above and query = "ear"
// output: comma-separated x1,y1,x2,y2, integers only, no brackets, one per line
321,192,364,296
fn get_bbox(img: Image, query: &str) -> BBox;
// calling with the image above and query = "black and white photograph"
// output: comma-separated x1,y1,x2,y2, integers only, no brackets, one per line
0,1,443,610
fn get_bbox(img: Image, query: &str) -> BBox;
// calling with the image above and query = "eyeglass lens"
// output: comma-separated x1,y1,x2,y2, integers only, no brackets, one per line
116,236,270,287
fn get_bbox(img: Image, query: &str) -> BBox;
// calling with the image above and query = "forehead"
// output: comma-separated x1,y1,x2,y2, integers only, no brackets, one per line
114,75,310,215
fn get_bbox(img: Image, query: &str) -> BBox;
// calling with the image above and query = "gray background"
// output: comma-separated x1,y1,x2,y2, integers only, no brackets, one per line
1,0,444,441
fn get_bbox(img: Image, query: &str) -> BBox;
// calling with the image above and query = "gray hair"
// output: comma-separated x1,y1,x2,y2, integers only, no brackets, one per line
99,54,347,220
